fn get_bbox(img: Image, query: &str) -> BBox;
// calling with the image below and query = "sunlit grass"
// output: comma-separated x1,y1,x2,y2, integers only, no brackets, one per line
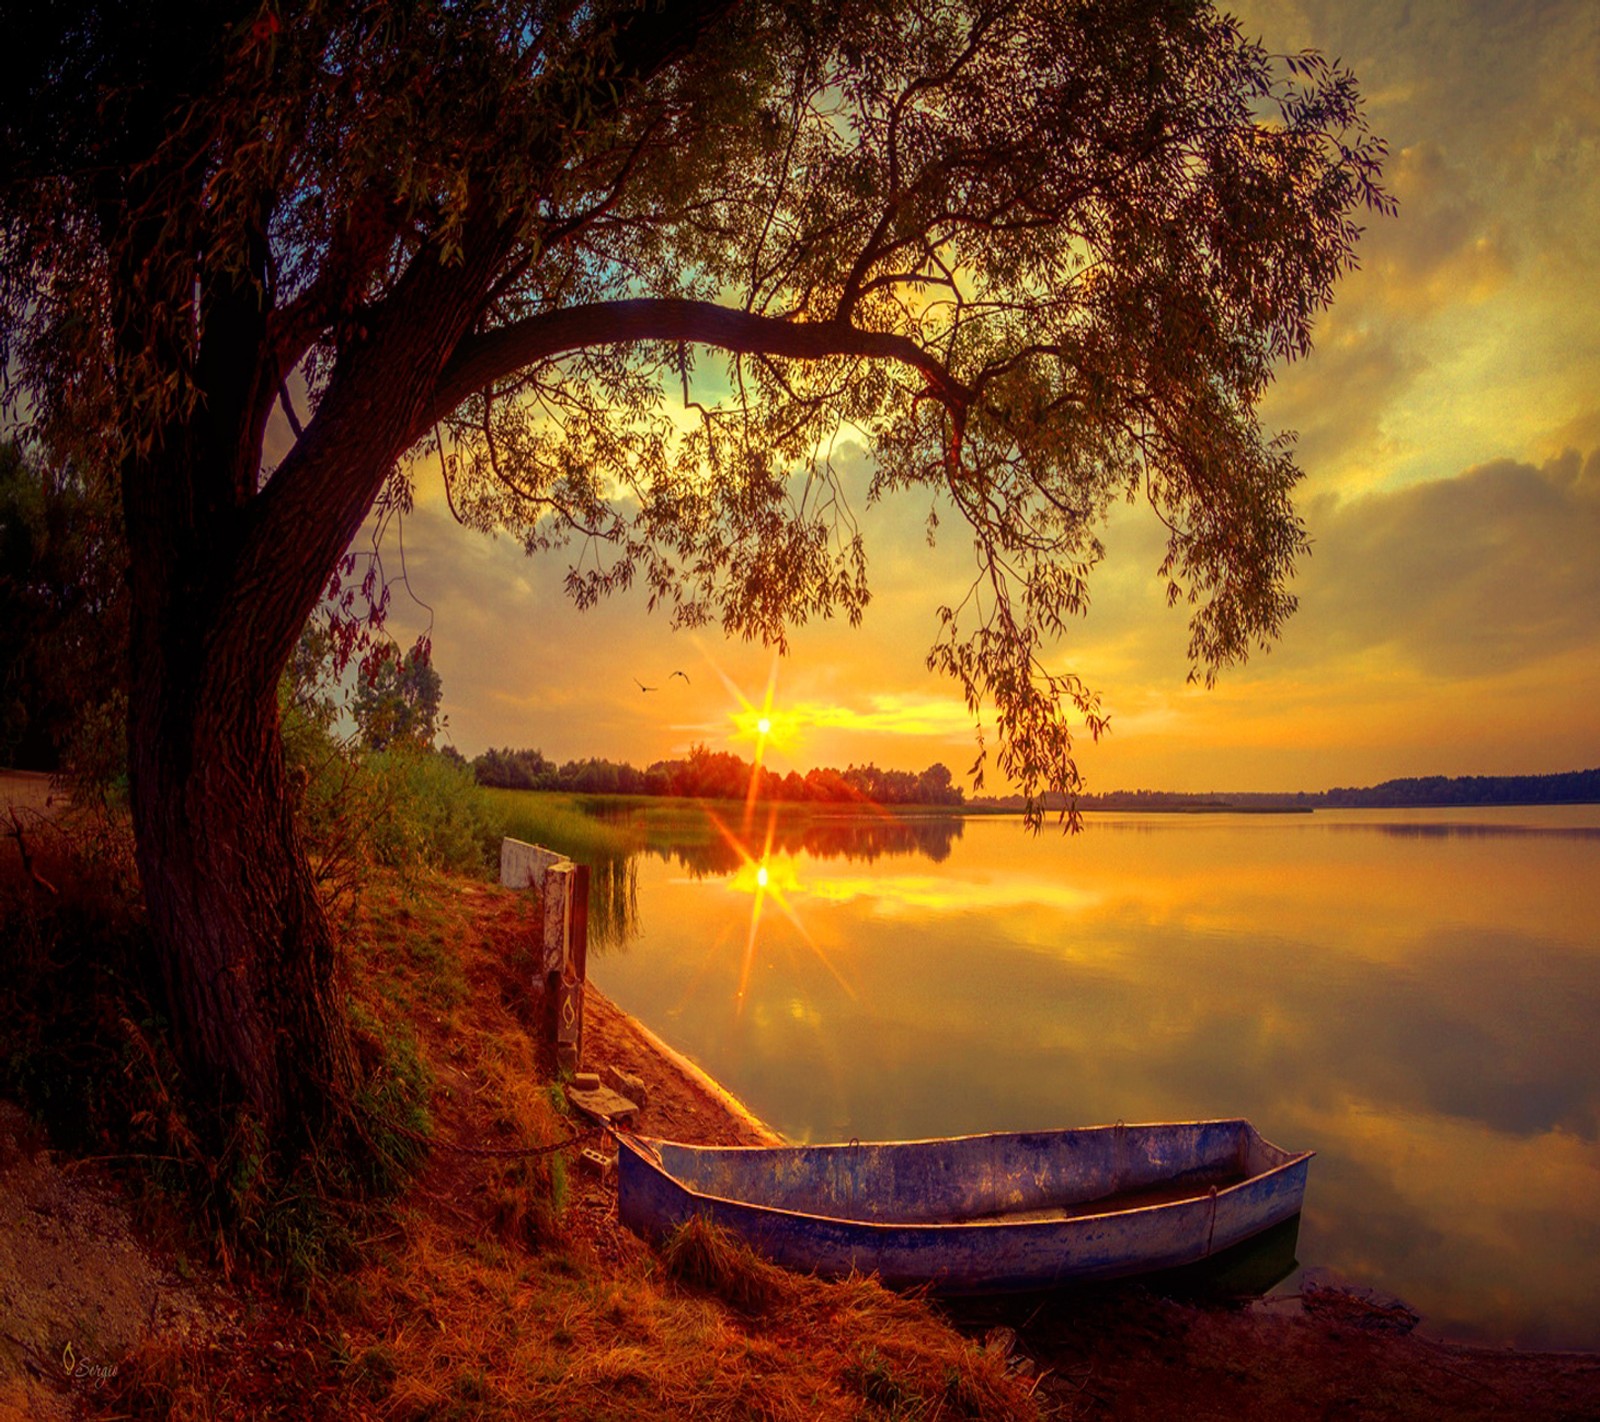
336,867,1039,1418
96,860,1040,1419
483,788,643,863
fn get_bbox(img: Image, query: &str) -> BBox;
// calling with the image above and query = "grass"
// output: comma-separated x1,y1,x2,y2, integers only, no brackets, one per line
68,858,1041,1420
0,784,1035,1419
486,789,968,858
484,788,644,864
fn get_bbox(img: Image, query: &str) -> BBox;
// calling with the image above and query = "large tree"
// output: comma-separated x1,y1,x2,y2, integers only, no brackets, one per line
1,0,1387,1155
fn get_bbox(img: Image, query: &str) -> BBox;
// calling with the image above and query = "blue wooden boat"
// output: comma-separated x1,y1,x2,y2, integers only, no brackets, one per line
617,1119,1311,1292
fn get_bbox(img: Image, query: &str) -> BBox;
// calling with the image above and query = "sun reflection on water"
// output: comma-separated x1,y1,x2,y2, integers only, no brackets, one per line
706,807,855,1014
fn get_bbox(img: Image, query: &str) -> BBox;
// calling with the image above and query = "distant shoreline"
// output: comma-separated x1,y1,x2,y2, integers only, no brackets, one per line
964,802,1316,816
971,766,1600,816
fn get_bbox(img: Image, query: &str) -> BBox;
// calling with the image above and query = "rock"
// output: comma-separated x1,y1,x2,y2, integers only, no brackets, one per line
602,1066,648,1108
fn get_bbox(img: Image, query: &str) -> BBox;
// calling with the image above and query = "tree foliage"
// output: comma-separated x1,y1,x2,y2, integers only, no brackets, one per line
352,639,444,752
0,0,1388,1150
0,441,127,785
4,0,1388,810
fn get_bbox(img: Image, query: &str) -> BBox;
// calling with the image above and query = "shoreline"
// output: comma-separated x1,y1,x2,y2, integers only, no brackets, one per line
580,984,782,1148
591,987,786,1145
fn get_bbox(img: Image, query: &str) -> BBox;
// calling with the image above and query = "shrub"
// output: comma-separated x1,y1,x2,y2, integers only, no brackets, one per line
363,749,498,877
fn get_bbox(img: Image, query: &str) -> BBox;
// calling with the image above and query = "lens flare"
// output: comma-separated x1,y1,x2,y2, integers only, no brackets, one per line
706,806,856,1015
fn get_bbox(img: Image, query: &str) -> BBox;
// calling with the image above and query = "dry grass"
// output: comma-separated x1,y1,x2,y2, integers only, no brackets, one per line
91,865,1041,1420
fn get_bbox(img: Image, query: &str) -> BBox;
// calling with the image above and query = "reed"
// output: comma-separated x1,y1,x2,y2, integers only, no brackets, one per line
482,788,643,863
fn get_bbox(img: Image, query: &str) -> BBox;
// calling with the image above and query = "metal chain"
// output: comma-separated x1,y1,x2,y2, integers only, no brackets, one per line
387,1119,602,1160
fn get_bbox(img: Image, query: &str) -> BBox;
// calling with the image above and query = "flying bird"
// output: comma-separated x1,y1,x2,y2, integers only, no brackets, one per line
634,678,657,692
669,670,690,684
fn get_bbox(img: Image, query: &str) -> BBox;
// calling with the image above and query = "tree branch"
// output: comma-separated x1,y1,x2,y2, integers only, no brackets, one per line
427,298,973,432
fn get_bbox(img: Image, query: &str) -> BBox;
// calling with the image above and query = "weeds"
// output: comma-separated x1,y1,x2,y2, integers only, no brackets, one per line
0,803,438,1307
661,1215,788,1316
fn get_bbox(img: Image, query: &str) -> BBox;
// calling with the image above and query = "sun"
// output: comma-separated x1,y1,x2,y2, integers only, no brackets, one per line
717,651,805,765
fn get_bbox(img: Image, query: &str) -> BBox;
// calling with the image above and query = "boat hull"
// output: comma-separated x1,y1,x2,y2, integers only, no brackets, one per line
618,1119,1311,1292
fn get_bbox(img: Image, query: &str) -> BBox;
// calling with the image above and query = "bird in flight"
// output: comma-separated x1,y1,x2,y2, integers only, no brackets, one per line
669,670,690,684
634,678,657,692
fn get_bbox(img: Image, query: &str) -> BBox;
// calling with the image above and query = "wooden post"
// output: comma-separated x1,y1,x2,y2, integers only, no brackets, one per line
545,860,589,1071
542,862,572,979
502,838,589,1072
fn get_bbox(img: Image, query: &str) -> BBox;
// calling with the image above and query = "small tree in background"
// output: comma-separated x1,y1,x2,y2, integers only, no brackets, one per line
353,640,444,753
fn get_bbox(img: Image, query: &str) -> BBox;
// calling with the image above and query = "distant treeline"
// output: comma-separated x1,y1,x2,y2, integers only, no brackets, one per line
462,742,966,806
1317,768,1600,808
973,767,1600,812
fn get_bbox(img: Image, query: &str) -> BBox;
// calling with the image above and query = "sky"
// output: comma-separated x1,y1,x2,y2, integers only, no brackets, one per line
361,0,1600,796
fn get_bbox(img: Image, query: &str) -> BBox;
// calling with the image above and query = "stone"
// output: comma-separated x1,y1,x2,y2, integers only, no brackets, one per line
566,1083,639,1128
602,1065,648,1108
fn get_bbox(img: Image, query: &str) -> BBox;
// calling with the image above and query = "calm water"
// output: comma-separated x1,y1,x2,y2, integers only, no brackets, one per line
585,805,1600,1350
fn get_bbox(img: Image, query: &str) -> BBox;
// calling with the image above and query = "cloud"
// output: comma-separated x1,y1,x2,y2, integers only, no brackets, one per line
1357,144,1515,316
1027,437,1600,790
1259,308,1421,485
1297,445,1600,676
1258,142,1516,488
1237,1,1597,495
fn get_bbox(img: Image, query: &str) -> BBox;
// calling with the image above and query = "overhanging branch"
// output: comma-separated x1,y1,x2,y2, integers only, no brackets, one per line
426,298,972,434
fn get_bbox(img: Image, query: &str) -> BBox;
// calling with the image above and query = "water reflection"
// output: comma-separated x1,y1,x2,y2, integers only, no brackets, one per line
1328,822,1600,840
580,810,965,950
585,854,639,953
652,812,965,878
585,806,1600,1351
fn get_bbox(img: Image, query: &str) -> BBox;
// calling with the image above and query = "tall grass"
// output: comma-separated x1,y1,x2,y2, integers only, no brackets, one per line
482,789,642,864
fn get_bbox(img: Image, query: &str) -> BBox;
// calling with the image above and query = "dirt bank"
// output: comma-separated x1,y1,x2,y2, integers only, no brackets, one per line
0,1104,235,1422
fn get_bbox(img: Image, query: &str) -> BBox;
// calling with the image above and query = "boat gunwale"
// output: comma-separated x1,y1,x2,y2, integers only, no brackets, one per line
618,1120,1314,1235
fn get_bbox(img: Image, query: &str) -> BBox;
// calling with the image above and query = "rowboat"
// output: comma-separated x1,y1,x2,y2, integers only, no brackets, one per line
617,1118,1311,1293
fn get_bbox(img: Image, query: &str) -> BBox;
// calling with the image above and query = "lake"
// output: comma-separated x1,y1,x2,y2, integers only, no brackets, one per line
582,804,1600,1351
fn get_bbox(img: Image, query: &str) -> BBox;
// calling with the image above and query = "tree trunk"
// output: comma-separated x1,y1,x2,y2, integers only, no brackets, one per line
125,543,356,1145
117,228,508,1153
119,367,373,1147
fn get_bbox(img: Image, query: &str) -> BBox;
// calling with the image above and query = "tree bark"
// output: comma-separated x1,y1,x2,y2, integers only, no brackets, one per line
118,214,511,1150
123,437,358,1144
127,633,355,1141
